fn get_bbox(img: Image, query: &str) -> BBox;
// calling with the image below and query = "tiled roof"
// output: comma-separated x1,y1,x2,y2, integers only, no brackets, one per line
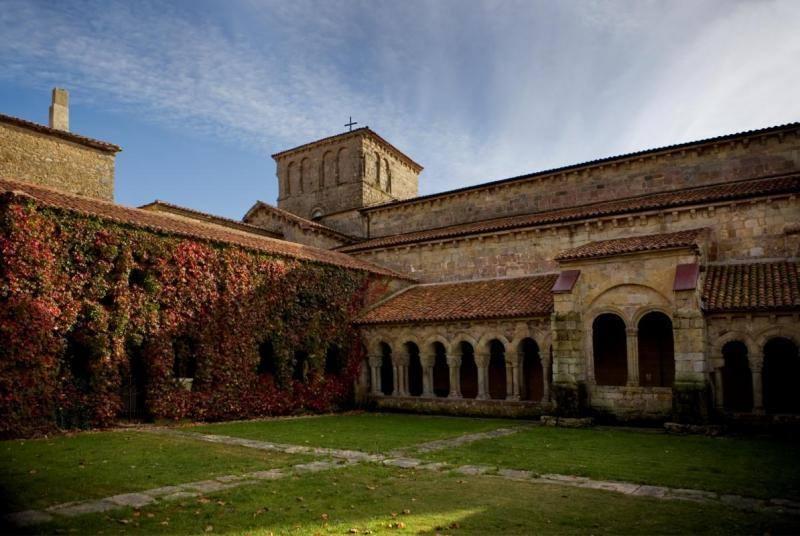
0,177,410,280
243,201,356,243
0,113,121,153
360,122,800,213
339,174,800,253
271,127,423,172
555,229,706,262
358,275,558,324
140,200,283,239
702,261,800,313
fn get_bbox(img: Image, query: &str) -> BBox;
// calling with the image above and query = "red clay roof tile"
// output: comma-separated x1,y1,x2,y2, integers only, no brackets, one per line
358,275,558,324
0,177,410,280
555,229,706,262
339,174,800,253
702,261,800,313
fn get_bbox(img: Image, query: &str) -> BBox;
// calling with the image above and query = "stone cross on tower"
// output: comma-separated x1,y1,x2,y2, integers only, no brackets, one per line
345,117,358,132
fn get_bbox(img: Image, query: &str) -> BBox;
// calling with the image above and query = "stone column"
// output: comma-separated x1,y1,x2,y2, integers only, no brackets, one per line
751,356,764,413
421,353,434,398
476,352,489,400
447,354,462,398
368,355,382,396
626,327,639,387
507,358,520,401
542,357,551,403
712,368,724,409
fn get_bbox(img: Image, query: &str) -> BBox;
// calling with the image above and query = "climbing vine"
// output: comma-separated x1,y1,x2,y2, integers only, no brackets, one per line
0,195,375,438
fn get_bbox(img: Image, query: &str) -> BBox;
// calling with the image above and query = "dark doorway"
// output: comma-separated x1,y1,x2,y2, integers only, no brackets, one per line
488,340,507,400
764,337,800,414
593,314,627,386
325,345,344,377
721,341,753,412
520,338,543,401
432,342,450,397
257,340,277,380
407,342,423,396
292,350,309,382
380,342,393,395
637,312,675,387
460,342,478,399
119,342,147,421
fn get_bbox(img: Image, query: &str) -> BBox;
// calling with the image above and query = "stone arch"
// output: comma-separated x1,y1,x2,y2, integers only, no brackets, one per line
320,151,332,189
592,312,628,386
763,336,800,414
477,333,511,356
711,331,757,368
457,340,478,399
336,147,347,185
755,328,800,354
721,340,753,412
587,283,672,318
379,341,393,395
300,157,310,193
632,306,673,327
488,339,507,400
637,311,675,387
403,341,423,396
518,337,543,402
449,333,478,358
286,161,295,195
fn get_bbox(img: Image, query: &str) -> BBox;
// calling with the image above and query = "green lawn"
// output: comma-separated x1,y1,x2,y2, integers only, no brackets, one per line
188,413,519,453
421,426,800,500
25,464,799,535
0,431,309,512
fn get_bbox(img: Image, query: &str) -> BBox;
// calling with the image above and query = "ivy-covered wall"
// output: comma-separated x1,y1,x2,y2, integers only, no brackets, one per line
0,196,380,438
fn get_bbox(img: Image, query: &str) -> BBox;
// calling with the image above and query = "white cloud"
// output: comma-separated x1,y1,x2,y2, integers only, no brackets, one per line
1,0,798,199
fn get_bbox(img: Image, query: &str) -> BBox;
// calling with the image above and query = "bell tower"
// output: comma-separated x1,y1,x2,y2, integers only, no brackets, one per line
272,127,421,221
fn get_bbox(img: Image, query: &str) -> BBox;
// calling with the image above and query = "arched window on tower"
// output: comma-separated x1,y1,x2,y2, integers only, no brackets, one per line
310,208,323,221
375,152,381,186
592,313,627,386
299,158,309,193
336,147,347,185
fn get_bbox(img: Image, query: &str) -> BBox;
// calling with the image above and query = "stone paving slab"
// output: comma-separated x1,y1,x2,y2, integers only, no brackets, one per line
47,499,119,517
107,492,154,508
5,509,54,527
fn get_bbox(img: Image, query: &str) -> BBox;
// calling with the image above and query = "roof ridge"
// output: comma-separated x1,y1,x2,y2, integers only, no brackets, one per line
244,200,356,242
555,227,708,262
360,121,800,213
339,173,800,253
140,200,281,238
0,112,121,153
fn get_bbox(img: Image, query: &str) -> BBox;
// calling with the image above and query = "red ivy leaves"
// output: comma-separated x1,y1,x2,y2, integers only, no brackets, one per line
0,198,372,438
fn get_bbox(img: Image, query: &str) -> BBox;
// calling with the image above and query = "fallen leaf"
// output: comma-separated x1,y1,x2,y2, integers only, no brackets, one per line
204,525,213,532
321,513,329,520
348,529,359,534
402,509,411,515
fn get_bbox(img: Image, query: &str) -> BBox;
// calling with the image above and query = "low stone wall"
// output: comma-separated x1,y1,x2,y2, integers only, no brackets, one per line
590,385,673,420
374,395,547,419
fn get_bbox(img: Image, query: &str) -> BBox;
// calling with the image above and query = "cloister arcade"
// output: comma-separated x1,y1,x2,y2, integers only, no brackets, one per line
363,322,553,404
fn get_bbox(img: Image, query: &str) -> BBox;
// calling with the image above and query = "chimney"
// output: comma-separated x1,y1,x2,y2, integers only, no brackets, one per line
48,88,69,131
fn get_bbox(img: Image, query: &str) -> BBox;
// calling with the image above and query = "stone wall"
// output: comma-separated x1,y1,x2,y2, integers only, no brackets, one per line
0,122,116,200
244,205,347,249
352,194,799,283
275,130,419,223
363,127,800,237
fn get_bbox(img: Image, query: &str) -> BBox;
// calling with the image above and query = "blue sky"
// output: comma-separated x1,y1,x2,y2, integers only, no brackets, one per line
1,0,798,219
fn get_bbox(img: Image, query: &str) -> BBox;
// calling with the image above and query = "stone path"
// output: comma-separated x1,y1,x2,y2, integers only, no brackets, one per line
7,426,800,527
6,457,354,527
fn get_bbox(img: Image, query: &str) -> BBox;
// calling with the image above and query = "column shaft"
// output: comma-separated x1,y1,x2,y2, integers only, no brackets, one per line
626,328,639,386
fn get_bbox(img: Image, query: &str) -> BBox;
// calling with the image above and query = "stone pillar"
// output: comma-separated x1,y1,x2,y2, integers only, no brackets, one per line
712,368,724,409
447,354,462,398
368,355,382,396
421,353,434,398
476,352,489,400
542,357,551,403
751,357,764,413
672,290,711,423
507,358,520,401
626,327,639,387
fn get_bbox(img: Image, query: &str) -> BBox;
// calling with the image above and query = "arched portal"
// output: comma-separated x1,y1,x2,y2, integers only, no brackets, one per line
637,312,675,387
721,341,753,412
593,313,627,386
406,342,423,396
519,338,543,401
764,337,800,414
488,339,507,400
380,342,393,395
432,342,449,397
460,341,478,399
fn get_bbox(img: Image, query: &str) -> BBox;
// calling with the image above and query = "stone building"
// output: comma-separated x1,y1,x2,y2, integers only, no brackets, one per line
1,88,798,423
245,123,800,423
